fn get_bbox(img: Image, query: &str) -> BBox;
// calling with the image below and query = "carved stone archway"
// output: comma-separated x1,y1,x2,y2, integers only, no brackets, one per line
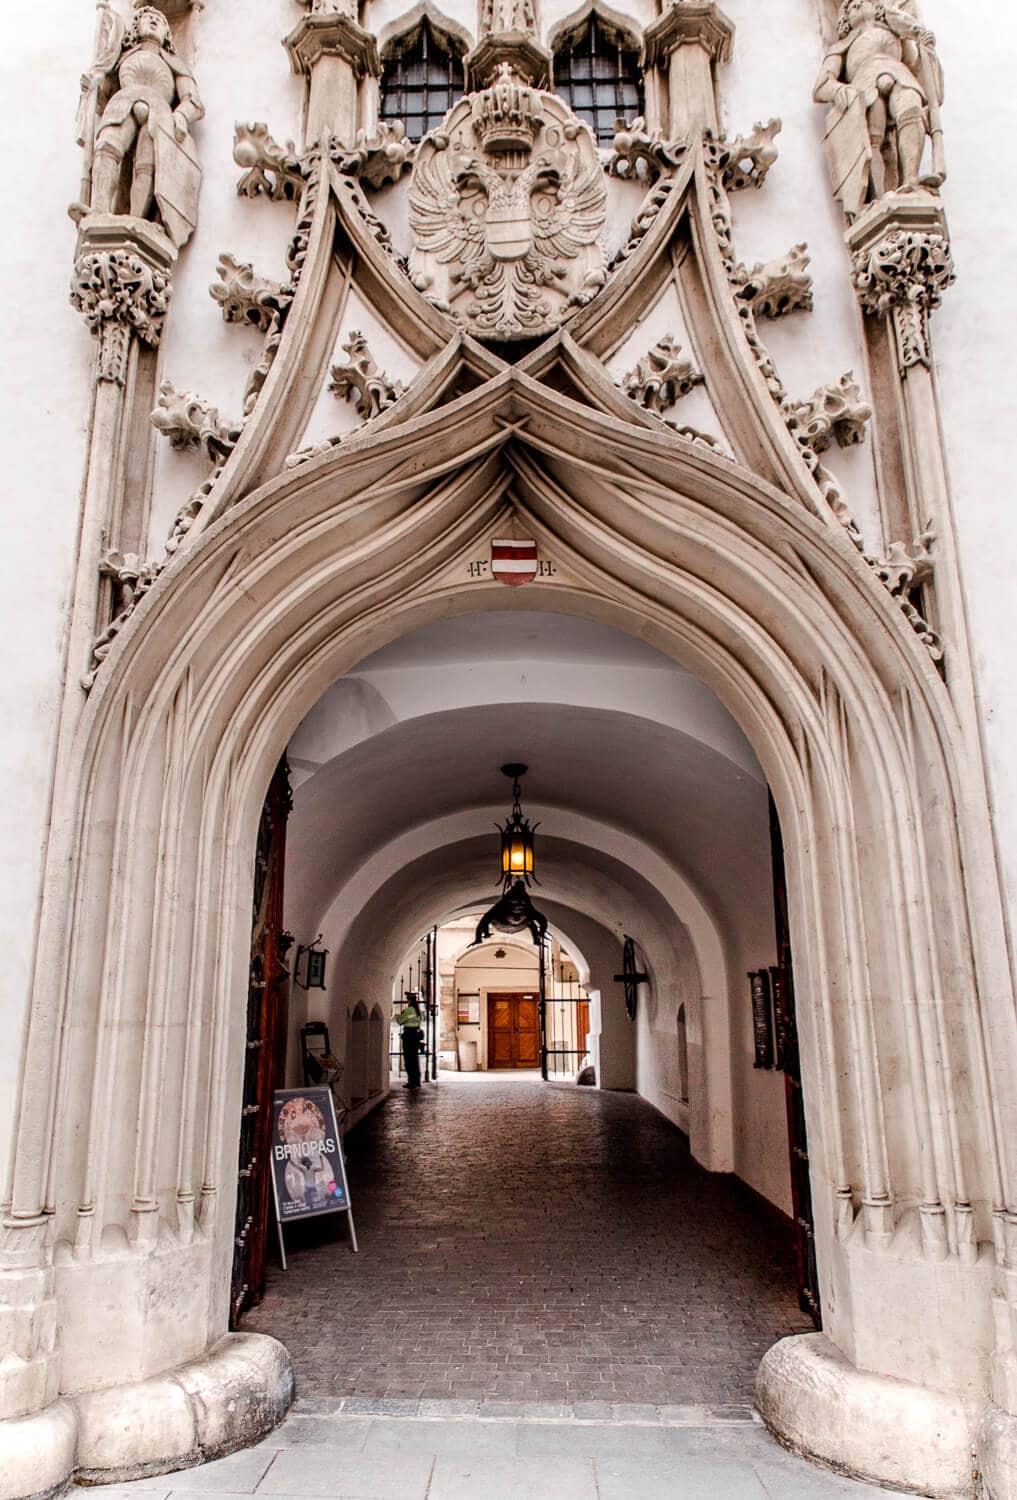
5,358,1015,1495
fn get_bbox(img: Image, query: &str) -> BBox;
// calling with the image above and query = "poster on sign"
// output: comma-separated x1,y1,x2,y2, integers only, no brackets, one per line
269,1087,358,1254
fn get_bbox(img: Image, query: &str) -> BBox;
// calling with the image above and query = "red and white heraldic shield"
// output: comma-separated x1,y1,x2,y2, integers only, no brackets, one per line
491,538,538,586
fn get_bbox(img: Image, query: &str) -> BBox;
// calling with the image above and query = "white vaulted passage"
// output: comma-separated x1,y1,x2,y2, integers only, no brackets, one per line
278,609,790,1210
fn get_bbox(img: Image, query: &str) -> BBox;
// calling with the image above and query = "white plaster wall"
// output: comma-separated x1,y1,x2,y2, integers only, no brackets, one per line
0,4,96,1189
922,0,1017,958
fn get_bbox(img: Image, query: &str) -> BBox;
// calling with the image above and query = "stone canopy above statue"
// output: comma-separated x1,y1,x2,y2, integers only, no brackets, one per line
408,64,607,341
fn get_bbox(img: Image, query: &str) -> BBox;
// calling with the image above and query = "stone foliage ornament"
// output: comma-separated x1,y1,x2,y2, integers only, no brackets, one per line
72,3,203,250
851,224,954,367
328,332,404,419
332,121,415,188
621,336,703,413
233,122,304,201
718,118,782,191
70,247,171,381
151,380,241,464
732,243,813,318
210,253,291,332
408,64,606,340
607,118,686,183
866,527,941,659
813,0,945,220
786,373,871,453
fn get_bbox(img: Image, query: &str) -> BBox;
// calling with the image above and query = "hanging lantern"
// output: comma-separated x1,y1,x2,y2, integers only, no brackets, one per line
498,763,539,887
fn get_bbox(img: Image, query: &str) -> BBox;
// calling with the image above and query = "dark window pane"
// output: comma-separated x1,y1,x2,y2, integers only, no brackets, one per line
380,17,463,138
553,14,643,144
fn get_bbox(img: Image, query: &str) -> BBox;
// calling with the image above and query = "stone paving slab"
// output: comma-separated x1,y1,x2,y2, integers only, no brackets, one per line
69,1409,902,1499
243,1079,813,1408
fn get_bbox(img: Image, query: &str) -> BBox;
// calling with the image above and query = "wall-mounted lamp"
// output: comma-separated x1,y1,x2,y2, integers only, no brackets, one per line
294,935,328,990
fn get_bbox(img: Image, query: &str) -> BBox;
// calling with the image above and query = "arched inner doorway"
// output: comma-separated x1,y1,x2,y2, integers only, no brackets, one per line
232,610,814,1403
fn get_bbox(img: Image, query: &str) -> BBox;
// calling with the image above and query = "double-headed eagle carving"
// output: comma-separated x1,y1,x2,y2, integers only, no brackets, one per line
408,73,607,340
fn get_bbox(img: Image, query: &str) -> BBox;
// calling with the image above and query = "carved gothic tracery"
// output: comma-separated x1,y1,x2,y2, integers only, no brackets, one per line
608,118,685,183
408,65,606,338
785,373,872,454
718,118,782,191
210,254,291,332
332,121,416,187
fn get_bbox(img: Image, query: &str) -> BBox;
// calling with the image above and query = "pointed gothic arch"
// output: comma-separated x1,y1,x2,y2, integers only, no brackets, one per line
8,129,1017,1500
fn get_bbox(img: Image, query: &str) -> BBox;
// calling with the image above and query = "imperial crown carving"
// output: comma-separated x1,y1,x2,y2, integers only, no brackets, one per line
408,64,606,340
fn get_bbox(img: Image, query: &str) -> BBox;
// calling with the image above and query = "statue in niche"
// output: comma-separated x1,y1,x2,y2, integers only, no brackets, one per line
479,0,538,36
813,0,944,220
73,4,203,249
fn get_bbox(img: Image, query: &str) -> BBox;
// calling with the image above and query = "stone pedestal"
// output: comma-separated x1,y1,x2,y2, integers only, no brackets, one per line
641,1,734,139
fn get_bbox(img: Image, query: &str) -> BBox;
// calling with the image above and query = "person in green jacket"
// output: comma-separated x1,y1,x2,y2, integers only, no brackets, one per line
395,994,423,1089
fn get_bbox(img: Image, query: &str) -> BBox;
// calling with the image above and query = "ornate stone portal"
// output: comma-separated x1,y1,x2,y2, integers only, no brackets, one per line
408,64,606,338
6,2,1017,1499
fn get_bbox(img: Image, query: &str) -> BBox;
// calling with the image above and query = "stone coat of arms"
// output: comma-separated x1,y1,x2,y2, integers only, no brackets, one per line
409,64,607,340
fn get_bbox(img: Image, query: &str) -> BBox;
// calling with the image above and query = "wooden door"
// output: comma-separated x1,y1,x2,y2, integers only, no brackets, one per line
769,796,821,1326
230,759,291,1326
487,992,541,1068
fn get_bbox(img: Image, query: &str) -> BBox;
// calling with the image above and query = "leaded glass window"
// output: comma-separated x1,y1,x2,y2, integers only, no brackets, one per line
380,17,463,141
554,13,643,146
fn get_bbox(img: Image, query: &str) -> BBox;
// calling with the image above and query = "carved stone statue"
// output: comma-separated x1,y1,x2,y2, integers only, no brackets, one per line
479,0,538,35
813,0,944,219
73,5,203,249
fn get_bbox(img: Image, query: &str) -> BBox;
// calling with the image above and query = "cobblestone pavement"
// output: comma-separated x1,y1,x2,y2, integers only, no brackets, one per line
243,1075,814,1407
73,1407,899,1499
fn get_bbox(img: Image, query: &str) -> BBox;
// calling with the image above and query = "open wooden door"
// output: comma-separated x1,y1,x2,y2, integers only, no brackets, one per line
770,796,821,1326
230,759,292,1326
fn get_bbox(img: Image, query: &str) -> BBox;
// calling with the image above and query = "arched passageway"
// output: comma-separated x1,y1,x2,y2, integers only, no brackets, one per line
244,1080,812,1408
8,360,1015,1497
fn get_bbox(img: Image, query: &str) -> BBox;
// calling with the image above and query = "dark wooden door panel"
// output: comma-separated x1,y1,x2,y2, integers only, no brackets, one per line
231,759,290,1327
487,992,541,1068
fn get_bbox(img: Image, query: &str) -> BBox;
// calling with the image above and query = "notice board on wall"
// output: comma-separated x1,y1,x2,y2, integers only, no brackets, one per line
269,1087,353,1227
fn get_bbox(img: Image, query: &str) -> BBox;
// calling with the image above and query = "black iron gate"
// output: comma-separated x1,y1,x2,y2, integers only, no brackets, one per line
391,927,438,1082
539,940,593,1079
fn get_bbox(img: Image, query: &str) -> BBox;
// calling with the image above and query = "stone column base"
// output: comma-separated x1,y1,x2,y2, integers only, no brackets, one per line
978,1404,1017,1499
0,1332,292,1500
756,1333,980,1499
